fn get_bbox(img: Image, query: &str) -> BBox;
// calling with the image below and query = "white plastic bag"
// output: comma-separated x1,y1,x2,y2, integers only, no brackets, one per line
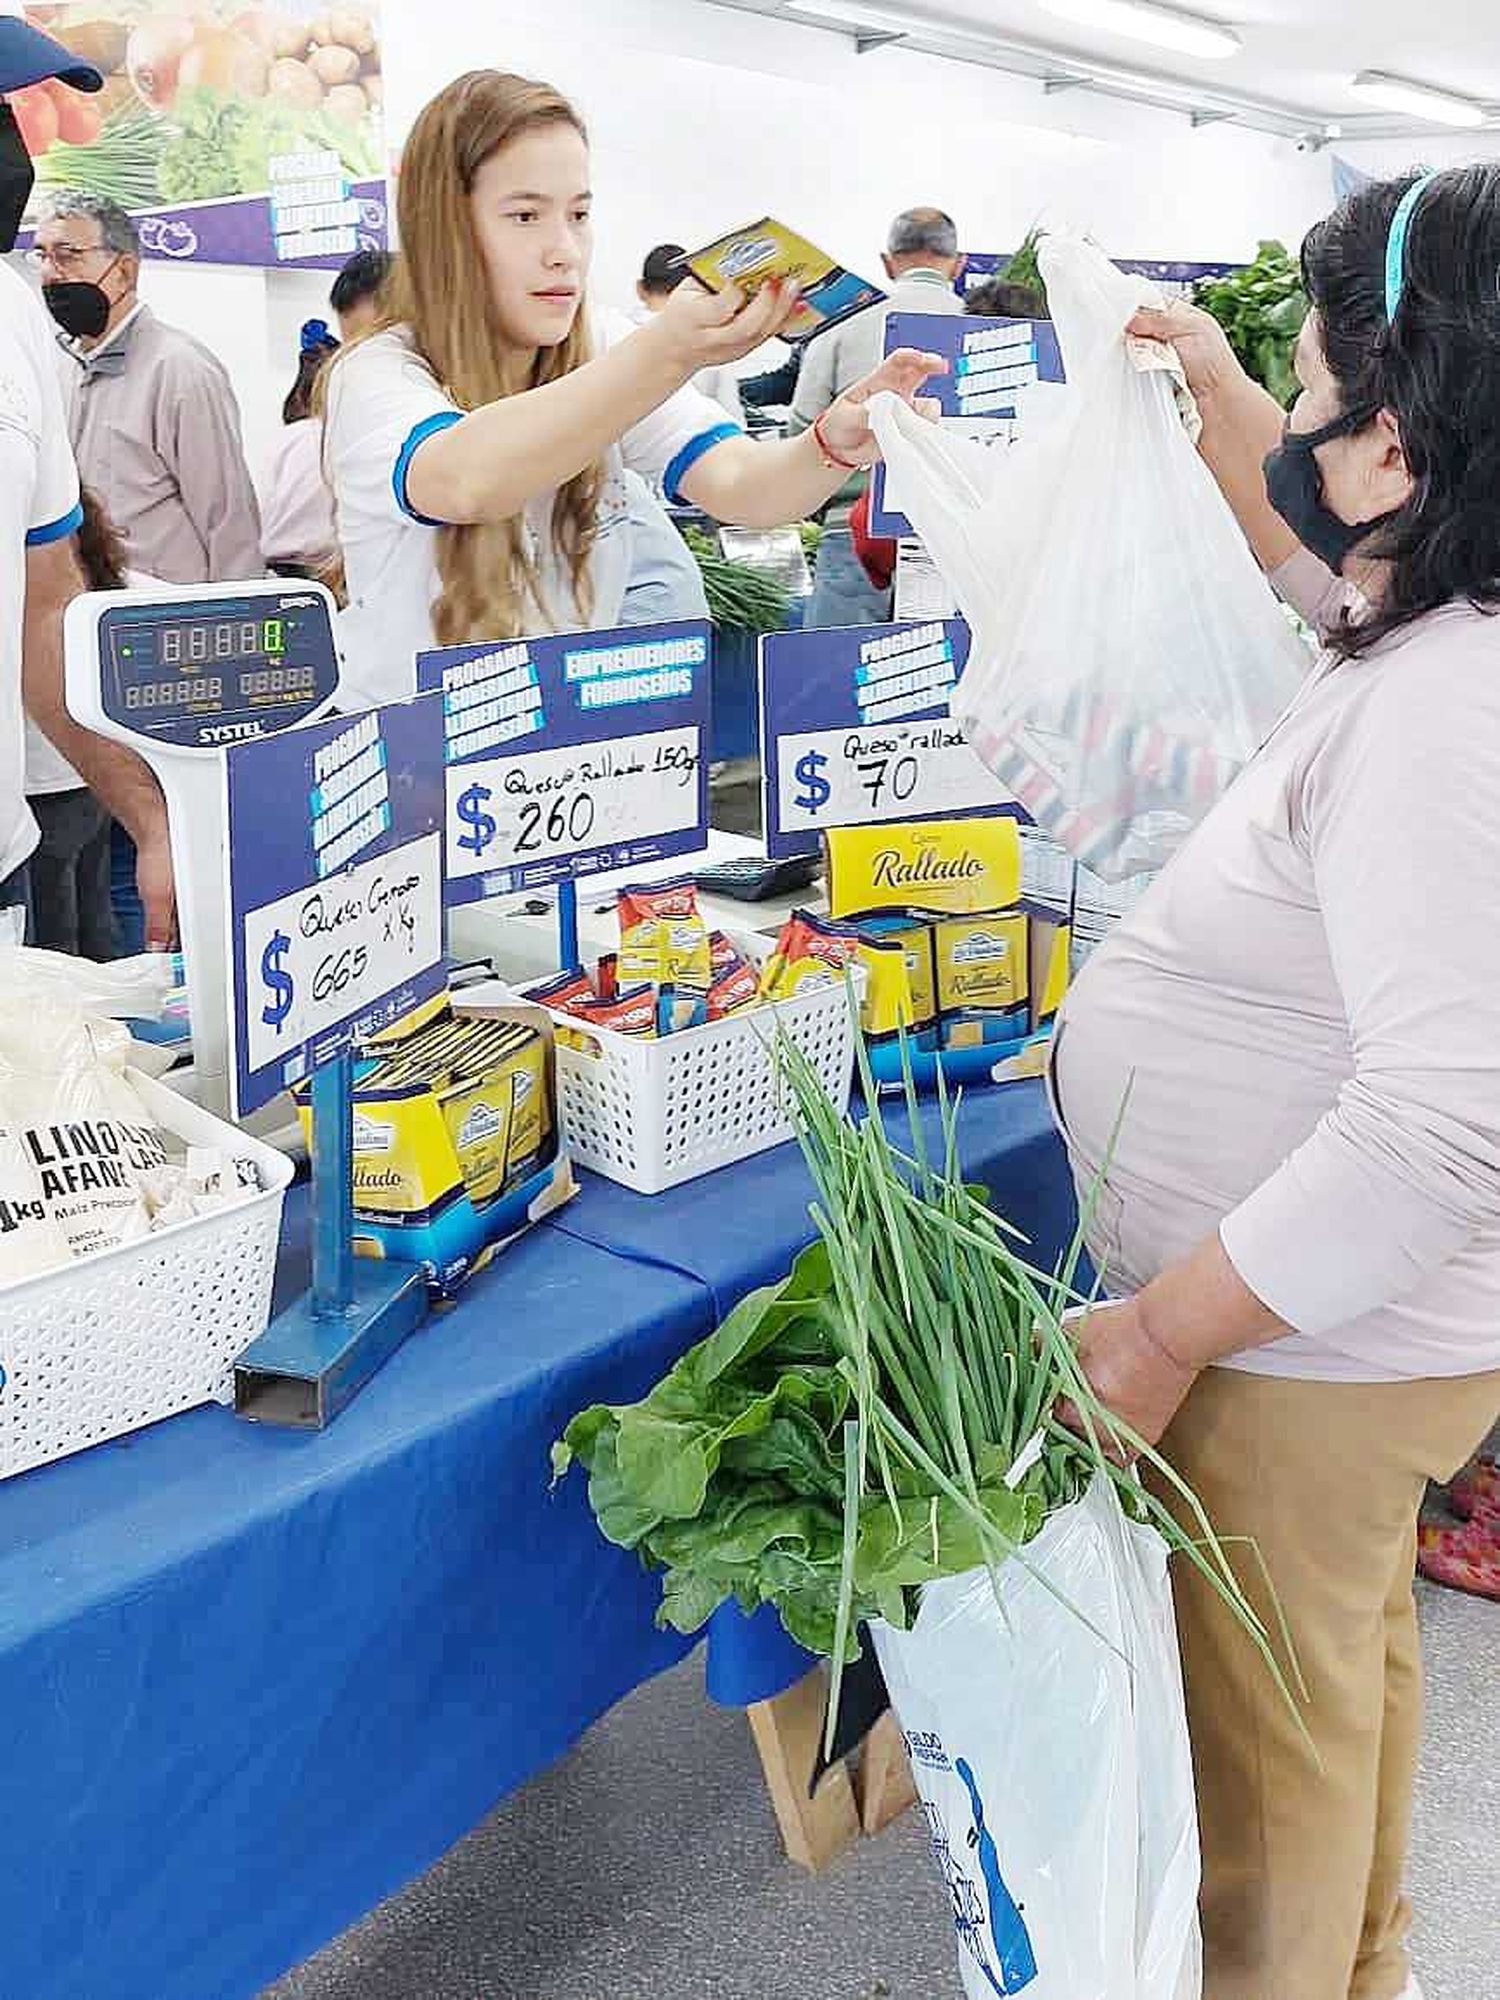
872,1475,1201,2000
0,945,173,1020
870,235,1309,882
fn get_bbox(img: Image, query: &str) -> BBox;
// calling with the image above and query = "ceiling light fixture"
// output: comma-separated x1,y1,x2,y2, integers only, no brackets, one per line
1350,70,1487,129
1038,0,1241,61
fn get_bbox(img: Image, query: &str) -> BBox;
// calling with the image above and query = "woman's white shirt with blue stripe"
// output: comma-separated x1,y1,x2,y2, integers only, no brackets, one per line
323,310,740,711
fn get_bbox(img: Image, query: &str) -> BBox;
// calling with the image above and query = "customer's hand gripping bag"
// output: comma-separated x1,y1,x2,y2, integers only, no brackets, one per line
869,235,1308,882
872,1475,1201,2000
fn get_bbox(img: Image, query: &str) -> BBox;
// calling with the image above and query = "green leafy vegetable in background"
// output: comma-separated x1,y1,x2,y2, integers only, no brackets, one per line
159,90,246,203
37,104,165,210
681,525,791,634
1195,241,1309,408
159,87,380,206
999,225,1049,315
555,1025,1309,1750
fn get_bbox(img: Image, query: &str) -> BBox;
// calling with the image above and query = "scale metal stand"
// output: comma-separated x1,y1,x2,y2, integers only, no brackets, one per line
64,581,427,1426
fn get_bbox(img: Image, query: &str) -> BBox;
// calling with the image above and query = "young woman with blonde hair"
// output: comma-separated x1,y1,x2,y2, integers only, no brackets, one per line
325,69,940,707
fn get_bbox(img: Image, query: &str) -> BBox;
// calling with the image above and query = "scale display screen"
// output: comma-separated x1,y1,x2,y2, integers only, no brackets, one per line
97,590,339,747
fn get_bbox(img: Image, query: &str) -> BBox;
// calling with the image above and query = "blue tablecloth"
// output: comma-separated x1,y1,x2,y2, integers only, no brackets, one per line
0,1078,1077,2000
552,1079,1079,1322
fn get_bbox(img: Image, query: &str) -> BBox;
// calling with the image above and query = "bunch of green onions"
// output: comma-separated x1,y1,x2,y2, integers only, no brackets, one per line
778,1023,1307,1754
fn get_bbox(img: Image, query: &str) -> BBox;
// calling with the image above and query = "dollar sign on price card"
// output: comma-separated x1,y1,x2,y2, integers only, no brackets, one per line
260,930,294,1031
794,749,831,814
456,781,497,856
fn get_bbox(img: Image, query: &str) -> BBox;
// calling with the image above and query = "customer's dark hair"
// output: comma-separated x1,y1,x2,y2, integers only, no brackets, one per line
330,246,393,316
75,487,129,591
965,277,1047,320
1301,164,1500,657
639,243,688,296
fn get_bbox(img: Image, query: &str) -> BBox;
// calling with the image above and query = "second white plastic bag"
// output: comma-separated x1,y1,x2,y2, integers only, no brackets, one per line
870,235,1308,882
872,1474,1202,2000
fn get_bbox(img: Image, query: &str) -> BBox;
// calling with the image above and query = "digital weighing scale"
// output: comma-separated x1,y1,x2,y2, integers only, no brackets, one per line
64,579,343,1123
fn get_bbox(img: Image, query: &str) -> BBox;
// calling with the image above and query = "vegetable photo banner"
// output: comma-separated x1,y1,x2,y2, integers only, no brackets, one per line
14,2,387,268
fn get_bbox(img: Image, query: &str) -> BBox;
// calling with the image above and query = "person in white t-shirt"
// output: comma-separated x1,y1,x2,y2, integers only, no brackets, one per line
0,3,173,946
322,69,942,709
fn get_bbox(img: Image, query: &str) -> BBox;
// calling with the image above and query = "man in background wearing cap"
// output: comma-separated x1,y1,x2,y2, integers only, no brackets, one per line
0,1,173,944
790,205,964,628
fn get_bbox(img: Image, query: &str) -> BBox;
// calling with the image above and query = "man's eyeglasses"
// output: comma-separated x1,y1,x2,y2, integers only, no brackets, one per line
26,243,110,274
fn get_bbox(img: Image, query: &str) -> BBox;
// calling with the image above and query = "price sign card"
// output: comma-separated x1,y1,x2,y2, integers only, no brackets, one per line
225,697,447,1117
870,310,1066,539
760,620,1022,859
416,620,712,907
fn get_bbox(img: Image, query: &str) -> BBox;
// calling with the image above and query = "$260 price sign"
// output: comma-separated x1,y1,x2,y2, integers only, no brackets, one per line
418,621,713,903
446,730,701,890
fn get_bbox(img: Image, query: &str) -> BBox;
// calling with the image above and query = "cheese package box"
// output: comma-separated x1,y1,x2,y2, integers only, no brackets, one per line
298,997,574,1301
681,217,885,344
853,911,940,1046
825,817,1023,922
934,909,1030,1049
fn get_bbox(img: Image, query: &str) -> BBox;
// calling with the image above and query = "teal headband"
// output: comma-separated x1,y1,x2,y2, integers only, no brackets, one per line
1384,172,1438,322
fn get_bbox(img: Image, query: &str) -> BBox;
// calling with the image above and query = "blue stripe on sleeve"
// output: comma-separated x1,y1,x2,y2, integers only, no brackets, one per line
25,501,84,548
662,422,743,505
392,410,465,525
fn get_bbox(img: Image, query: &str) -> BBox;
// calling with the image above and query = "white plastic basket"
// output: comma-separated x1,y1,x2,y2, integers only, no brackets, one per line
543,949,864,1195
0,1070,294,1481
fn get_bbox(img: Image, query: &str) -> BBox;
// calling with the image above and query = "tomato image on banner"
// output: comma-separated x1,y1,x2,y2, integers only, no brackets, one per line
14,2,387,267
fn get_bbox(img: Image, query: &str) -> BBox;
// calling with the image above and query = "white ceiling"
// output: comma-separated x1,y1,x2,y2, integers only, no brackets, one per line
711,0,1500,138
941,0,1500,119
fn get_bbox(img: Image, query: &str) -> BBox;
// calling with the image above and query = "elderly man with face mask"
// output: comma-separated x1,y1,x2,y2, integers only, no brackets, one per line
0,0,174,947
32,190,262,586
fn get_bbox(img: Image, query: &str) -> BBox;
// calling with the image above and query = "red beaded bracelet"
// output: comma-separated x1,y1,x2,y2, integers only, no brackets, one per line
812,409,863,473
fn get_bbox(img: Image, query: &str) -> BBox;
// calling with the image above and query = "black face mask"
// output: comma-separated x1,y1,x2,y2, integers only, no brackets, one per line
43,278,112,340
1263,406,1394,575
0,105,36,255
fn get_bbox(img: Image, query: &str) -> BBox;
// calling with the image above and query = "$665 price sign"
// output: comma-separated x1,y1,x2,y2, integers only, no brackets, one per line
242,832,445,1079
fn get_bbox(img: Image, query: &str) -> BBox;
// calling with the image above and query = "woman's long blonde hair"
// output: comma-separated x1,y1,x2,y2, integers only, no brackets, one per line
381,70,601,644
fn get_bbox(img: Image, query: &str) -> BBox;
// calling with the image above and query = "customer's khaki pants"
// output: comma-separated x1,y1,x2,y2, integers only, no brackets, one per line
1152,1365,1500,2000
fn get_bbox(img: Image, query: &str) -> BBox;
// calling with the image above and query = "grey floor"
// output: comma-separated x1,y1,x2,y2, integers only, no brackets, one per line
264,1577,1497,2000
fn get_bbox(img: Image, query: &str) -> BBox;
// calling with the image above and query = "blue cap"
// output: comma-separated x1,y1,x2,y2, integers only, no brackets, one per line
1384,172,1438,323
0,2,103,95
300,317,338,354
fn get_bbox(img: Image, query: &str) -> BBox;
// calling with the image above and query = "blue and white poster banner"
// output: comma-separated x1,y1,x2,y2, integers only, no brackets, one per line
759,619,1023,859
226,696,447,1118
870,310,1067,538
416,620,712,906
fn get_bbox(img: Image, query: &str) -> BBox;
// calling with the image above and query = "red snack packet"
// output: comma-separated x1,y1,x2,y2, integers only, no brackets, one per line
707,960,761,1020
572,985,659,1038
526,968,595,1015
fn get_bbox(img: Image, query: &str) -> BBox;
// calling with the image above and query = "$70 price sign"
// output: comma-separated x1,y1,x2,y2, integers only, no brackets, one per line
774,719,1014,841
444,727,703,895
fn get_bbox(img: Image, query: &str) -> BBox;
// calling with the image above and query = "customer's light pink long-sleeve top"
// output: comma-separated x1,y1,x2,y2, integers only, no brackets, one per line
1052,551,1500,1382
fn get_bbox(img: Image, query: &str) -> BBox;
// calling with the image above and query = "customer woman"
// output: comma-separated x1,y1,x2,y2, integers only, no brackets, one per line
1054,165,1500,2000
323,70,939,708
260,317,340,579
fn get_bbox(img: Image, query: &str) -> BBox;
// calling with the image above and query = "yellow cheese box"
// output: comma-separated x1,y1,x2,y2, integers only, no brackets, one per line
296,996,575,1300
825,817,1023,921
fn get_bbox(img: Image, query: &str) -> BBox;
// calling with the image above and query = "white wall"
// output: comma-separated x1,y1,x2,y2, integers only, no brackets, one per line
61,0,1369,485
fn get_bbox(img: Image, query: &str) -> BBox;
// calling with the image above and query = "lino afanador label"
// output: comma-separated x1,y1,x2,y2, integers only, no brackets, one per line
825,816,1022,920
19,1116,168,1260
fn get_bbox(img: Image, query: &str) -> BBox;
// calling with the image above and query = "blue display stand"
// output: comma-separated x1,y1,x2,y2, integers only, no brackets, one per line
234,1050,428,1427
